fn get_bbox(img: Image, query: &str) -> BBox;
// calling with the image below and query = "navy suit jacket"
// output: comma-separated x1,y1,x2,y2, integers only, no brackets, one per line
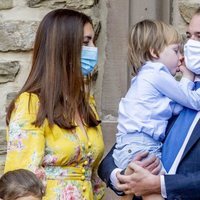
98,115,200,200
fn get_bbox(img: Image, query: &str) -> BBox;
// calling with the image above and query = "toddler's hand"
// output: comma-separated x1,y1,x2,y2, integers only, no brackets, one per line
180,64,194,81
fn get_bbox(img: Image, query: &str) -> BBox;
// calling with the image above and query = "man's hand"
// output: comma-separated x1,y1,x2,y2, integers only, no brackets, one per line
116,163,161,196
132,151,161,175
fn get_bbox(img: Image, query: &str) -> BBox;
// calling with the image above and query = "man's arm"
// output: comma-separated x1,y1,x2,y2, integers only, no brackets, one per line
116,162,161,196
117,162,200,199
98,144,161,195
98,144,116,186
165,172,200,199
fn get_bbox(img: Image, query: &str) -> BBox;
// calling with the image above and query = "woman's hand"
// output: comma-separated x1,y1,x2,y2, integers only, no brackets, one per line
116,162,161,196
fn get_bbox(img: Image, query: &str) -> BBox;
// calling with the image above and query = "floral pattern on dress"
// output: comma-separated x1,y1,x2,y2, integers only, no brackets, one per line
4,92,105,200
7,121,28,151
61,184,82,200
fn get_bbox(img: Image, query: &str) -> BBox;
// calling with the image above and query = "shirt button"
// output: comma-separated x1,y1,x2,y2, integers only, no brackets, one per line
81,175,85,181
87,152,92,157
82,168,86,173
88,142,92,148
128,149,132,153
83,160,88,166
82,186,86,192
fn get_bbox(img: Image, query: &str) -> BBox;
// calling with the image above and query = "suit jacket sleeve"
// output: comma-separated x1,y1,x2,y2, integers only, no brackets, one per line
98,144,116,185
98,144,126,196
165,172,200,199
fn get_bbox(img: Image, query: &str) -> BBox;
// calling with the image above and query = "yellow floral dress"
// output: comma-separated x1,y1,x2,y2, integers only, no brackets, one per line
4,92,105,200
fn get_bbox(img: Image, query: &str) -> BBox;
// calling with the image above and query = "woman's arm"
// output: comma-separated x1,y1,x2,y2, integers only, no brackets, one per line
91,166,106,200
4,93,46,184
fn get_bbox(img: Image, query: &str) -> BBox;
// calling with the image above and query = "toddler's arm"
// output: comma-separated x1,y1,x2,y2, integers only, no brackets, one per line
179,64,194,81
149,68,200,110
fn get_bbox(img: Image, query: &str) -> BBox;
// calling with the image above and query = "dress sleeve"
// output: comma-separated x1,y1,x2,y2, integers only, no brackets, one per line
88,96,106,199
4,93,46,184
91,166,106,200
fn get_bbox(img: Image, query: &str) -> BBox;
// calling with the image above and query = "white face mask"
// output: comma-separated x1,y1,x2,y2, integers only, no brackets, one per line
184,39,200,75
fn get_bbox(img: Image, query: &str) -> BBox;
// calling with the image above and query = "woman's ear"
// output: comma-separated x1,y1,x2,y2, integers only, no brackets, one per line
150,48,159,59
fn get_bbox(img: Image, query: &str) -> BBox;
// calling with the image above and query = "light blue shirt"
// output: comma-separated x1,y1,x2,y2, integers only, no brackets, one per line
117,61,200,141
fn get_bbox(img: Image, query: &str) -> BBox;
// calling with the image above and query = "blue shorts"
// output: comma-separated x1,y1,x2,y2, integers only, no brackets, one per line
113,132,163,169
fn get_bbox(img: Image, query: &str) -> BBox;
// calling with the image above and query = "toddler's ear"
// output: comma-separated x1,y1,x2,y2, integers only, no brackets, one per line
150,48,159,59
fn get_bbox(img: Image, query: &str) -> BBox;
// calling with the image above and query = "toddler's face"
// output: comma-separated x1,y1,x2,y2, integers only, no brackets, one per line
157,43,182,76
16,196,41,200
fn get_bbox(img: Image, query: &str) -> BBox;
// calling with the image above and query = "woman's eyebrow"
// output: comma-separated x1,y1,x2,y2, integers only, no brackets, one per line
84,35,92,40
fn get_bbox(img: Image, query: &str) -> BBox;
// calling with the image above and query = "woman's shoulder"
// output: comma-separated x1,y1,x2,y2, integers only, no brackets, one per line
15,92,40,114
17,91,38,100
89,95,95,105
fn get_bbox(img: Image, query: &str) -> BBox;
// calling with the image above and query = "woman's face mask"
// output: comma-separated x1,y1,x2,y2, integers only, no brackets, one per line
184,39,200,75
81,46,98,76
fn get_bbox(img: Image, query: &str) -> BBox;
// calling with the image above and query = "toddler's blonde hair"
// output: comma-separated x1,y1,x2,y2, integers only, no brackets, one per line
128,19,182,75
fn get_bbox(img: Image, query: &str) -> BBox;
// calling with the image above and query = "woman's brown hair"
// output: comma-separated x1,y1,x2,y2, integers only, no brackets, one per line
6,9,100,129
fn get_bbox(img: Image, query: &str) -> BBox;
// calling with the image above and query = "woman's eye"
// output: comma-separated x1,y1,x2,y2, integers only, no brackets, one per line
186,34,191,39
83,41,89,46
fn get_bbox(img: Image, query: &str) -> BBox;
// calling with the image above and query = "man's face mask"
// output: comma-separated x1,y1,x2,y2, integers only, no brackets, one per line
184,39,200,75
81,46,98,76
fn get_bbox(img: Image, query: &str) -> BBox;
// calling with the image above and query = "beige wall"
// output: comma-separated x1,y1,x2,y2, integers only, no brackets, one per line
0,0,200,199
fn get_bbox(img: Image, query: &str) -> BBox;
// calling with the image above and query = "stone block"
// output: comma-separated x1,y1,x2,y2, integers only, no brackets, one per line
92,17,101,41
179,2,200,23
0,129,6,153
0,20,39,51
27,0,66,8
0,0,13,10
6,92,18,110
27,0,98,9
66,0,97,9
0,129,6,175
0,155,5,175
27,0,43,7
0,61,20,83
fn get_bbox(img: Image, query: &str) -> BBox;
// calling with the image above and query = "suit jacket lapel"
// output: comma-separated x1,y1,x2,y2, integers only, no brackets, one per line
181,119,200,160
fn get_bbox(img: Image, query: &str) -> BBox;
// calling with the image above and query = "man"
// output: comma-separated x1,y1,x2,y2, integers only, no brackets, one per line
98,8,200,200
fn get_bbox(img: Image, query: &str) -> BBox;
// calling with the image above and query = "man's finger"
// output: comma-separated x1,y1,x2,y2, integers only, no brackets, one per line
145,156,160,171
116,181,129,191
140,154,157,168
152,162,163,175
132,151,149,162
116,171,130,183
128,162,144,174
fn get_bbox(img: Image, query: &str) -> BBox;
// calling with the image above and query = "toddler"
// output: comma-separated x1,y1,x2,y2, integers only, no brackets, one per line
0,169,44,200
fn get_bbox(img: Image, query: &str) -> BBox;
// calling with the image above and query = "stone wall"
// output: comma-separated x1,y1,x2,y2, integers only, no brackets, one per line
0,0,200,199
0,0,107,174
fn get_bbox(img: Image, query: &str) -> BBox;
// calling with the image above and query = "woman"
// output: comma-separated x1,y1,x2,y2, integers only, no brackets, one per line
4,9,105,200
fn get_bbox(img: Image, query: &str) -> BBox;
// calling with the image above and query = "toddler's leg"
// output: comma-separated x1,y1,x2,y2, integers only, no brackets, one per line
143,194,164,200
119,167,134,200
